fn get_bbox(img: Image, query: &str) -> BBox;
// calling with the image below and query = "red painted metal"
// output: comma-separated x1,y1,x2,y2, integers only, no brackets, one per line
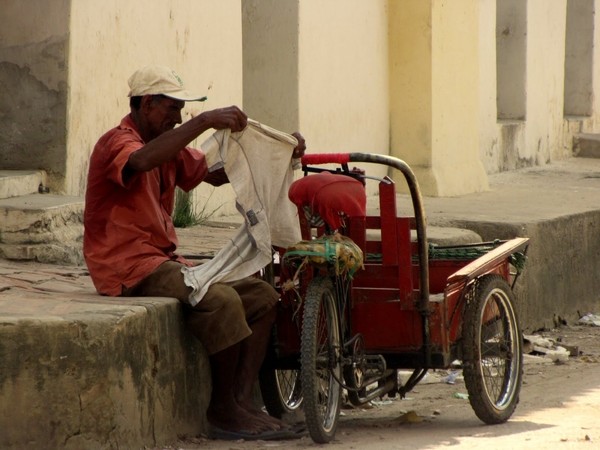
301,153,351,165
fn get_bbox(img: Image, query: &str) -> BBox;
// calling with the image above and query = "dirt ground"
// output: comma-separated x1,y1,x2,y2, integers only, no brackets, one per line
164,323,600,450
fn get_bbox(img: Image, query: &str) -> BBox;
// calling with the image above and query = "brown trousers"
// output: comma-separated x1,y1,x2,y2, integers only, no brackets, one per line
122,260,278,355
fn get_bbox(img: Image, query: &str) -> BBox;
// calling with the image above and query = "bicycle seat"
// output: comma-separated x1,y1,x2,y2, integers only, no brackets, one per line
288,171,366,230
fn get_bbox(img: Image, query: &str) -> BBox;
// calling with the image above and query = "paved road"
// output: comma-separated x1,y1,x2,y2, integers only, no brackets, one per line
170,326,600,449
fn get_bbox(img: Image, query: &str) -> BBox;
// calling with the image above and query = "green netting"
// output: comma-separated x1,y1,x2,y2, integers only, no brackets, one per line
428,241,502,260
367,240,527,273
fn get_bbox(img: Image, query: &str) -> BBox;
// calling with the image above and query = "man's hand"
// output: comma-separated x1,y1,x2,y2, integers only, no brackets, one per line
291,132,306,159
202,106,248,132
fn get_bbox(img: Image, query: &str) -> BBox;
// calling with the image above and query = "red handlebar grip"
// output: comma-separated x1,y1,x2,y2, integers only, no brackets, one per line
300,153,351,165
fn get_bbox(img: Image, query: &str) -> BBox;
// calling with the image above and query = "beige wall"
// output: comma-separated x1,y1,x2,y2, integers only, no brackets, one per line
390,0,488,196
479,0,501,170
430,0,488,195
564,0,600,149
242,0,299,133
389,0,431,169
5,0,600,208
67,0,243,214
243,0,390,196
480,0,590,174
525,0,567,163
297,0,389,185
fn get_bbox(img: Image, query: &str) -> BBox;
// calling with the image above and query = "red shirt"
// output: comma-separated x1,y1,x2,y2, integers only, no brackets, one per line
83,114,208,296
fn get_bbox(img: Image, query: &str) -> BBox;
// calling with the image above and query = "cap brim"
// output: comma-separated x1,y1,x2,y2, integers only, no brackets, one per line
163,90,207,102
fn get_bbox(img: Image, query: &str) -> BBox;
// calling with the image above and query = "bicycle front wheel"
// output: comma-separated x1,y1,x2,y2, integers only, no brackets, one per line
300,276,342,443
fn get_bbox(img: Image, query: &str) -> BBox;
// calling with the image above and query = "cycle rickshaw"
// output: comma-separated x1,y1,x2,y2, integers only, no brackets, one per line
259,153,529,443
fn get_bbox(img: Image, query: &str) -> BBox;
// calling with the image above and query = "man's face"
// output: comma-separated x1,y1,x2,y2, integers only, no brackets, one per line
144,95,185,139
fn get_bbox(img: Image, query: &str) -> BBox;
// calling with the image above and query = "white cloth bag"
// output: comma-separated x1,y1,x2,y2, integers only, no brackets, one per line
182,119,302,305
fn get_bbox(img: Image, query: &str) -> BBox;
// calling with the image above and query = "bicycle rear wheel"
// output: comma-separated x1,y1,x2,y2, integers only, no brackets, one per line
462,275,523,424
259,368,303,418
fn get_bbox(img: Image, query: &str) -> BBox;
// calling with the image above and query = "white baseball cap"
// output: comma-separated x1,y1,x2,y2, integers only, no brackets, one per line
127,65,207,102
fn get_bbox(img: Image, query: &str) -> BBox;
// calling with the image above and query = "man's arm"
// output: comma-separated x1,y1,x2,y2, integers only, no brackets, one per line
128,105,248,173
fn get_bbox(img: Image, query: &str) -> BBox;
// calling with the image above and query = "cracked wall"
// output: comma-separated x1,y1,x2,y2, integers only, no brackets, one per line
0,60,67,176
0,0,70,192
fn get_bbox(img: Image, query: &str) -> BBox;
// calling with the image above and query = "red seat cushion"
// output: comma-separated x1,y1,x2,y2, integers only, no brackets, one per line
288,172,366,230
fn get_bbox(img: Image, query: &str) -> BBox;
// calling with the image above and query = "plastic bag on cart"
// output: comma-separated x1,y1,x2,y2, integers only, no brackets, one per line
283,232,364,278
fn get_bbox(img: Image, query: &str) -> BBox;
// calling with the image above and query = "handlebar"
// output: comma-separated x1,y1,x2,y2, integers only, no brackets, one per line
301,153,351,165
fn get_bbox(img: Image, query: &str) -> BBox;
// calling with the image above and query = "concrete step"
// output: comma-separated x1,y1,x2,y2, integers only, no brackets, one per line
0,170,47,199
0,285,210,450
573,133,600,158
0,193,84,264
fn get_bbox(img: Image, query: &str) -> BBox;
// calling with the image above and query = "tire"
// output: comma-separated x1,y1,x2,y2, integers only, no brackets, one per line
301,276,343,443
259,369,303,419
462,275,523,424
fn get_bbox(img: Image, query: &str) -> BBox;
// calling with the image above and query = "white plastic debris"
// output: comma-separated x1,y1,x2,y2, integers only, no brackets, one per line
371,399,393,406
523,334,571,362
578,313,600,327
544,346,570,363
524,335,555,349
442,371,460,385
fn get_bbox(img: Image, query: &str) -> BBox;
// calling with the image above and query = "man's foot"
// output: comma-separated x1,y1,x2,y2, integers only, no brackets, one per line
209,426,304,441
208,402,279,436
237,399,290,430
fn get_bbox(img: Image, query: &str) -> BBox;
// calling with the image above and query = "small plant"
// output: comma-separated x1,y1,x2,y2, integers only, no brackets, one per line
173,113,221,228
172,187,222,228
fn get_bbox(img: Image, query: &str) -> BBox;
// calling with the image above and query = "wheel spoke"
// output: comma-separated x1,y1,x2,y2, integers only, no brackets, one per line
479,291,519,407
274,370,302,408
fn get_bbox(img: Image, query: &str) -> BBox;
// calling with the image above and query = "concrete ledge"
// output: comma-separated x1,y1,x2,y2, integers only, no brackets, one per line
0,194,84,265
366,226,483,246
0,170,46,199
437,212,600,331
0,194,83,234
0,240,83,265
421,226,482,246
0,291,211,449
574,133,600,158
